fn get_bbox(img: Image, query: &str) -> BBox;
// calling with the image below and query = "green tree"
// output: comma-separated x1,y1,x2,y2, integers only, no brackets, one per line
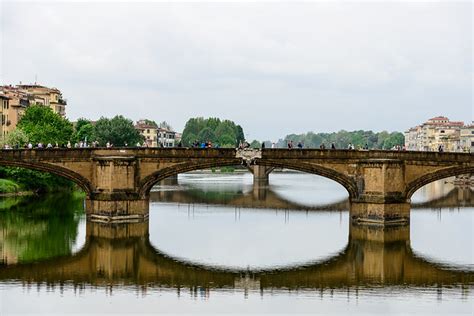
383,132,405,149
182,117,245,147
197,127,216,143
74,118,91,133
159,121,173,130
75,123,96,143
94,115,144,146
2,129,29,147
17,105,73,145
144,119,158,127
250,140,261,148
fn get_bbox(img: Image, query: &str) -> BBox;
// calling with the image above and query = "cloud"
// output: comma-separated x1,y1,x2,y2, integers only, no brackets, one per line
1,1,472,139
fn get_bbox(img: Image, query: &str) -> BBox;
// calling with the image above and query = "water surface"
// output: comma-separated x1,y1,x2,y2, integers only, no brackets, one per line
0,172,473,315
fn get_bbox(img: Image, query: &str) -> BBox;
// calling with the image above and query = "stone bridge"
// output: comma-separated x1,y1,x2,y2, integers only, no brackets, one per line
0,148,472,225
0,222,472,291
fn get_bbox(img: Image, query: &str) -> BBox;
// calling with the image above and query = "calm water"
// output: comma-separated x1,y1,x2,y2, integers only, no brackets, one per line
0,172,473,315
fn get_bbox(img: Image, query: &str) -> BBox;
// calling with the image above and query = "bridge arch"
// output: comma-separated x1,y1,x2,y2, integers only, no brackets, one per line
0,159,94,196
406,166,474,199
138,159,358,200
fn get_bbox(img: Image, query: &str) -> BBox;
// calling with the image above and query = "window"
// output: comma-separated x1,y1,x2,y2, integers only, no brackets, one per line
471,141,474,146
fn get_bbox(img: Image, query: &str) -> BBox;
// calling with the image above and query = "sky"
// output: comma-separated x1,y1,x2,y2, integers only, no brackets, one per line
0,1,472,141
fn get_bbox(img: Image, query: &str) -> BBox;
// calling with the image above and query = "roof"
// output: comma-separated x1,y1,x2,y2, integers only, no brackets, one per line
428,116,449,121
135,124,157,130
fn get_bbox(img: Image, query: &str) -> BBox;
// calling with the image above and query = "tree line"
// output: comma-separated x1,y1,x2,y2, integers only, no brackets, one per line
246,130,404,150
181,117,245,148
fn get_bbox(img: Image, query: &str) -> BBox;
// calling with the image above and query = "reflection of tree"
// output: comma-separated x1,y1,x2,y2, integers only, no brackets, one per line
1,223,473,291
0,193,84,264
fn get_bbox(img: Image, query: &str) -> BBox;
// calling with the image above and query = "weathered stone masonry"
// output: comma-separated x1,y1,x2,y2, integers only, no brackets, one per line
0,148,472,225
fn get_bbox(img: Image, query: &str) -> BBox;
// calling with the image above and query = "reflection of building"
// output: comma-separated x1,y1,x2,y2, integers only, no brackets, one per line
404,116,466,152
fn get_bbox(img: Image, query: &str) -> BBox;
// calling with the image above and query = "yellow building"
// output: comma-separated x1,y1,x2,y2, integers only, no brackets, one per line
14,84,67,117
460,124,474,153
405,116,465,152
1,89,29,135
0,94,7,138
135,120,158,147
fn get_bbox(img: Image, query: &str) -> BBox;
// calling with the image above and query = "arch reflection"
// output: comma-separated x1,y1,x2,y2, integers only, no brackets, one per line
0,221,472,291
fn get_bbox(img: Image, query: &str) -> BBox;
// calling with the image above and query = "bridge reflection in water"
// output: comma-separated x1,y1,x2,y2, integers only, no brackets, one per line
150,183,474,212
1,221,472,293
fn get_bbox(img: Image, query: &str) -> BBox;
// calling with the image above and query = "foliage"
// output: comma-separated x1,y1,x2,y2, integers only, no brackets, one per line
72,118,96,143
1,129,29,147
159,121,173,131
181,117,245,147
0,167,75,193
279,130,405,149
17,105,73,145
144,119,158,127
0,192,84,263
220,166,235,173
0,179,21,193
250,140,261,148
94,115,144,146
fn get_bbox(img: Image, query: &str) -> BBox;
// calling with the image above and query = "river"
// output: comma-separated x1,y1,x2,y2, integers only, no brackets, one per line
0,172,473,315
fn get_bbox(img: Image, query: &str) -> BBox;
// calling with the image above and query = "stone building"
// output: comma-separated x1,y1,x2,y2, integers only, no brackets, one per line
404,116,466,152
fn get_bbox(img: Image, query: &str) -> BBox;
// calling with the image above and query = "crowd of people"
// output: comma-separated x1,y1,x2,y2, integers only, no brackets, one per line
1,139,409,151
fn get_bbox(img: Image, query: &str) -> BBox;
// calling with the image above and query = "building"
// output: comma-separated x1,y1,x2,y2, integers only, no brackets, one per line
460,124,474,153
135,120,158,147
405,116,466,152
1,88,29,136
134,120,178,147
1,84,67,117
157,127,176,147
0,94,8,138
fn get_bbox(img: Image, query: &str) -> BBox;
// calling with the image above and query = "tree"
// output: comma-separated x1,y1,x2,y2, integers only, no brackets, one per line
144,119,158,128
159,121,173,131
181,117,245,147
383,132,405,149
94,115,144,146
250,140,261,148
75,123,96,143
17,105,73,145
2,129,29,147
197,127,216,143
74,118,91,133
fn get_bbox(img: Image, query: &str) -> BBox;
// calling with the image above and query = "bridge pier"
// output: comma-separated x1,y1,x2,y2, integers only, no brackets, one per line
85,197,149,223
350,202,410,225
350,159,410,225
248,165,274,186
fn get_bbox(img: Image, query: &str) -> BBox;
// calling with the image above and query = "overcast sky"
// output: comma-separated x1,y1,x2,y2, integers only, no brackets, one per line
1,1,472,140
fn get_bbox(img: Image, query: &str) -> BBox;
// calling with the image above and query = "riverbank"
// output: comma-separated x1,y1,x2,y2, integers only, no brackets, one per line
0,179,33,196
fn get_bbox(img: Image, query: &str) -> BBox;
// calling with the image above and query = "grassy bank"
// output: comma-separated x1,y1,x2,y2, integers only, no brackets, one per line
0,179,31,196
